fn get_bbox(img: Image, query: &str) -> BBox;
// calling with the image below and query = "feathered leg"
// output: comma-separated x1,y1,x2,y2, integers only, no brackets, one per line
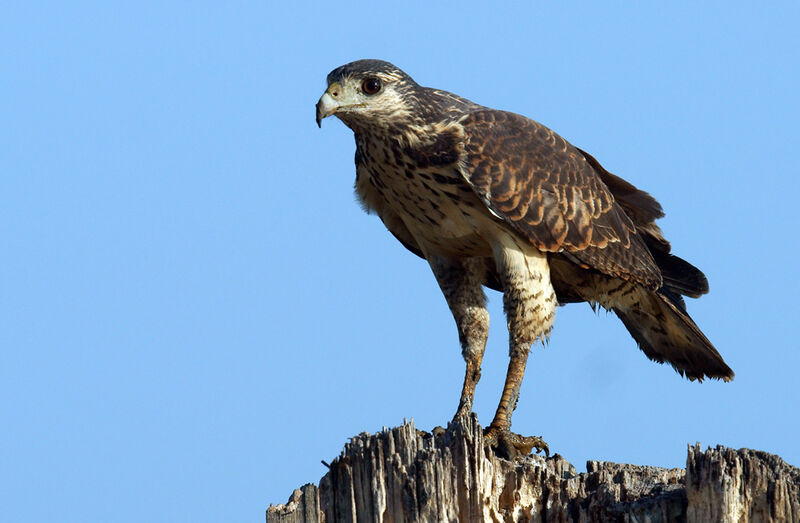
485,235,556,458
428,256,489,420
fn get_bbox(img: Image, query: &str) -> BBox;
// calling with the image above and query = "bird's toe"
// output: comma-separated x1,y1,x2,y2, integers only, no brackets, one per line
483,426,549,460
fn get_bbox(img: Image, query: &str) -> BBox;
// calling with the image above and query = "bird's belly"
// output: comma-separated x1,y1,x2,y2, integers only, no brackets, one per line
410,214,491,258
357,161,495,258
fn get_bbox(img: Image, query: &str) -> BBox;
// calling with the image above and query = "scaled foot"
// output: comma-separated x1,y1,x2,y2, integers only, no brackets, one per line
483,426,549,460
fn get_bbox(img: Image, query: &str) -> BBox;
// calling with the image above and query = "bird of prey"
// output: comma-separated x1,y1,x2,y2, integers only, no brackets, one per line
316,59,733,457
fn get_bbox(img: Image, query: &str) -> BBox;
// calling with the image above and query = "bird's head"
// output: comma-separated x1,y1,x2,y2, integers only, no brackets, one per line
316,59,422,131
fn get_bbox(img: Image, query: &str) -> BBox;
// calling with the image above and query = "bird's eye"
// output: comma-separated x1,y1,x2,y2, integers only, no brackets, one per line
361,77,382,95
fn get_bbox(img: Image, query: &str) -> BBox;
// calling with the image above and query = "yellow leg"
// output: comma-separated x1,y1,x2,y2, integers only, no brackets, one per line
485,346,548,458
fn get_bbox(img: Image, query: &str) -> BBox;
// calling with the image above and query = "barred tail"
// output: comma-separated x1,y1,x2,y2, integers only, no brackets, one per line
613,289,733,381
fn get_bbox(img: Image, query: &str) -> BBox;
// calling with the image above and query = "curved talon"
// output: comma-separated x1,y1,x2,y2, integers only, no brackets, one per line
484,426,549,460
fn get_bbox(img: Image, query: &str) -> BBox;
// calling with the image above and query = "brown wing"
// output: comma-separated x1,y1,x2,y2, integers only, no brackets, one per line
578,147,709,298
459,109,661,289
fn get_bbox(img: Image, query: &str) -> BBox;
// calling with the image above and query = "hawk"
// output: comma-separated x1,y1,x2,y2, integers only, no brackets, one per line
316,59,733,457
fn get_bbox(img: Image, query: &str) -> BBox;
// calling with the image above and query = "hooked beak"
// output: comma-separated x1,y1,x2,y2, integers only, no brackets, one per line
315,82,342,128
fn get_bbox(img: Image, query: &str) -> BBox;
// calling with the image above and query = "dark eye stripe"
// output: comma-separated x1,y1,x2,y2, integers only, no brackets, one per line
361,77,382,95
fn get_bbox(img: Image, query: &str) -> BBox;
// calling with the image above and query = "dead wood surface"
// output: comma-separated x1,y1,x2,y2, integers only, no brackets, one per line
267,416,799,522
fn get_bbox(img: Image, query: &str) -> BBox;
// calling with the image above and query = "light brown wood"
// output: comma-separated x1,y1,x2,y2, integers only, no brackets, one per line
267,416,799,522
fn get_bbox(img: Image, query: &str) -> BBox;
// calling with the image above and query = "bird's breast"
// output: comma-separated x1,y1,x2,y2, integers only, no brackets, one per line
354,137,496,257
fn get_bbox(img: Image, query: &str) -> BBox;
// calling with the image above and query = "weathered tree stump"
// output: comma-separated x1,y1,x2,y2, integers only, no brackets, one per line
267,416,799,522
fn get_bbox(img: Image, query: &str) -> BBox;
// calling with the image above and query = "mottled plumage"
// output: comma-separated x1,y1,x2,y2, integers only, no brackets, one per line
316,59,732,457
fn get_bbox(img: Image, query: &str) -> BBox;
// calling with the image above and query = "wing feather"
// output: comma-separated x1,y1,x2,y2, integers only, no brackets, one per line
459,109,661,288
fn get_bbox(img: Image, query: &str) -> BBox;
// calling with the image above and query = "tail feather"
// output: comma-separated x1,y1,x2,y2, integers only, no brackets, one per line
565,149,729,380
613,289,733,382
645,237,709,299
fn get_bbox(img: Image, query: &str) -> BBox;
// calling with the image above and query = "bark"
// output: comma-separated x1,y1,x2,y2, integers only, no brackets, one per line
267,416,799,522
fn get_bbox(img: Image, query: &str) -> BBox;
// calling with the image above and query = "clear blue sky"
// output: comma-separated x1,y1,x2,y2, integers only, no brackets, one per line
2,2,798,521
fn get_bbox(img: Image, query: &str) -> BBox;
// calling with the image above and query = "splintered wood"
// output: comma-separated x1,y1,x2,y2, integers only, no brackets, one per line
267,416,799,522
